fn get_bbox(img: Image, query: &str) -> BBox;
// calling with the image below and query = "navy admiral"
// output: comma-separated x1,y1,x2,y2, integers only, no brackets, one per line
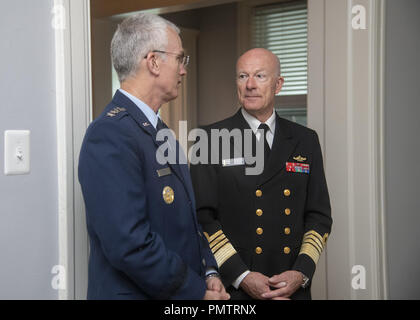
78,13,229,300
190,48,332,300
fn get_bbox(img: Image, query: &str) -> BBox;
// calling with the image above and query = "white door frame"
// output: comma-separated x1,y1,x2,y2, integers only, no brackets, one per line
55,0,91,300
308,0,388,299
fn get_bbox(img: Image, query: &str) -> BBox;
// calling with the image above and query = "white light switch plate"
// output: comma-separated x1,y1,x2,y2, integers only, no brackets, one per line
4,130,30,175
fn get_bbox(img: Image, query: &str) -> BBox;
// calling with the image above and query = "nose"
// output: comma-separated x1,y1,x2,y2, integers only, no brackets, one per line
246,76,257,90
179,63,187,76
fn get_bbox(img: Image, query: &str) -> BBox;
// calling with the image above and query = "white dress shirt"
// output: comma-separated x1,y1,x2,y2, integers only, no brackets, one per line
241,108,276,148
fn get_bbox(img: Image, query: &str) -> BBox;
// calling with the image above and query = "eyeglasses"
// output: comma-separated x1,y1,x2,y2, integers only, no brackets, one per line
149,50,190,67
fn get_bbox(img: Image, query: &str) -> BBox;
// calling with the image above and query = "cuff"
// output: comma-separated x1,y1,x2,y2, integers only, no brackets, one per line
292,253,316,280
232,270,250,289
205,268,218,277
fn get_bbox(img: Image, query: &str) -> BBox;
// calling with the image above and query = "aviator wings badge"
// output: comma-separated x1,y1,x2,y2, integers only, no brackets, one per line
293,155,307,162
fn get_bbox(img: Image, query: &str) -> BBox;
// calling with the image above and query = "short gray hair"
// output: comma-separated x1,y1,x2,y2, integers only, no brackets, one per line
111,13,180,83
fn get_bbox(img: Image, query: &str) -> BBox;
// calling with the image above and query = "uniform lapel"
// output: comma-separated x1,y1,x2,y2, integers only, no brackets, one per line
159,119,196,205
231,109,252,158
226,110,259,186
111,91,187,192
257,114,299,185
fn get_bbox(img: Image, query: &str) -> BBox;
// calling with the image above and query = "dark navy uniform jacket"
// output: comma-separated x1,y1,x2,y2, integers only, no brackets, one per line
78,90,217,300
190,109,332,300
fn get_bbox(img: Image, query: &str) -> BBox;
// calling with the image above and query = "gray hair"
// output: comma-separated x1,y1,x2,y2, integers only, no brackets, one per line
111,13,180,83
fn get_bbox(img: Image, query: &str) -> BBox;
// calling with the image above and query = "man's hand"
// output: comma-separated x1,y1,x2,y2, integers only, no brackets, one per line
203,276,230,300
239,271,273,300
206,276,225,293
203,289,230,300
261,270,303,300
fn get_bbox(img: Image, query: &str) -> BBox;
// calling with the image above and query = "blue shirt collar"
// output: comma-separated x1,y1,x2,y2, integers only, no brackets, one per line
118,88,159,129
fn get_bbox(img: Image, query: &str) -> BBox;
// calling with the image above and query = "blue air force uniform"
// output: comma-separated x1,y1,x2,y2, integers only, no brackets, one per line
78,90,217,299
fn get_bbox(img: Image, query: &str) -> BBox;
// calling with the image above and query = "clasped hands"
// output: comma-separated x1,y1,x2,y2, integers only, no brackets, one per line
240,271,304,300
203,276,230,300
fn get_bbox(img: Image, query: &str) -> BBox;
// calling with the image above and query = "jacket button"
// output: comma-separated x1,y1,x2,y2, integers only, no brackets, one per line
284,208,291,216
256,190,263,197
284,247,291,254
284,227,291,235
256,209,263,216
255,247,263,254
256,227,263,235
284,189,291,197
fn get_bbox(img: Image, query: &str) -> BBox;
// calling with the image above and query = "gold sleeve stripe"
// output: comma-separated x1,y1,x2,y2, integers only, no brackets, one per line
304,230,323,242
302,240,322,254
304,230,325,246
211,238,230,254
210,234,226,249
299,230,329,265
305,235,323,252
214,242,237,268
206,230,223,243
203,230,237,267
299,243,321,265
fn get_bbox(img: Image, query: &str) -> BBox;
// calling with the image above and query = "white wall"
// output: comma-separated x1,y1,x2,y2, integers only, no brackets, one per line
0,0,59,299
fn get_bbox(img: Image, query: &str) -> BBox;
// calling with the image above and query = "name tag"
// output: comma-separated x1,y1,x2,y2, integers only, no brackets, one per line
222,157,245,167
157,167,172,177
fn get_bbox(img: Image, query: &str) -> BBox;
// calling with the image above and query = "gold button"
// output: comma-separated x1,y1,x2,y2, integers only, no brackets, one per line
256,227,263,235
284,189,291,197
255,247,262,254
285,208,291,216
284,247,291,254
256,209,263,216
256,190,263,197
284,227,291,235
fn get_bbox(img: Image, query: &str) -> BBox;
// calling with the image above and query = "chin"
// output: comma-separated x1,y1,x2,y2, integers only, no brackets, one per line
243,103,264,112
167,91,179,101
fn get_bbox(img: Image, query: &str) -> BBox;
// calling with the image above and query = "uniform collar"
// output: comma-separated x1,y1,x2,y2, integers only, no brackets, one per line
241,107,276,135
118,88,160,129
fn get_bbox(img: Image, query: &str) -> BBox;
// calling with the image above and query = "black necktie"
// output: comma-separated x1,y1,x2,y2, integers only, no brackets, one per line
156,117,165,132
258,123,271,163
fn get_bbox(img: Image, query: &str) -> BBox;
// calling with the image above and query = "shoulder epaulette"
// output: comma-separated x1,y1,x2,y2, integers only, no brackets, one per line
106,106,127,118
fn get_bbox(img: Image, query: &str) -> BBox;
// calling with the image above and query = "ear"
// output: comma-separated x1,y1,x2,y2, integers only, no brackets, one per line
275,76,284,95
145,52,160,76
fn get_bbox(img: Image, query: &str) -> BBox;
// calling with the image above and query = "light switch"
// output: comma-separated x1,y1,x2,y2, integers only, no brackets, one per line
4,130,30,175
